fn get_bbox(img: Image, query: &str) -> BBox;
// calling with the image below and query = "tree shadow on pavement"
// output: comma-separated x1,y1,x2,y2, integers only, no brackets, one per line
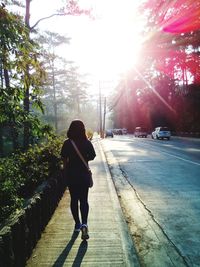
72,240,88,267
52,232,79,267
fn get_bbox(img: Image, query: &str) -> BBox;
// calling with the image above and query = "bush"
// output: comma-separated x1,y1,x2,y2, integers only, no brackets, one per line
86,129,94,140
0,137,63,224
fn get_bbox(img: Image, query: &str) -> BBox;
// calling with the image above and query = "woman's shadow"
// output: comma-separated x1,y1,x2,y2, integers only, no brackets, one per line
72,240,88,267
52,232,88,267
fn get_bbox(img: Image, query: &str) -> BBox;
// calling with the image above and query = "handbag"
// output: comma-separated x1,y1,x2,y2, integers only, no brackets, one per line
70,140,93,188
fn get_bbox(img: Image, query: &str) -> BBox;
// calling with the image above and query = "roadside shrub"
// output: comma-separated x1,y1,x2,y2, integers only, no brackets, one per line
87,129,94,140
0,137,63,224
0,158,23,222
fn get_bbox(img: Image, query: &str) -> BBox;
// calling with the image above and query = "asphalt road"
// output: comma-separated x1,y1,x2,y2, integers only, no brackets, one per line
103,135,200,267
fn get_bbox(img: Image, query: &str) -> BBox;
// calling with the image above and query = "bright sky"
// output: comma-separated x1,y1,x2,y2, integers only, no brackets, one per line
30,0,145,94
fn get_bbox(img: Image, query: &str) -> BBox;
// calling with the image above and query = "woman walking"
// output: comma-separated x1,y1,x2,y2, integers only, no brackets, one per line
61,120,96,240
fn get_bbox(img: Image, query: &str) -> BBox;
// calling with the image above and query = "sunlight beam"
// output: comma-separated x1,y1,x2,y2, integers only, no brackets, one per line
133,67,177,114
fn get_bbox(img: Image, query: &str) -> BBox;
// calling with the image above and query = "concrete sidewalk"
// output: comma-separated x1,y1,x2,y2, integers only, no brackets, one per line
26,140,140,267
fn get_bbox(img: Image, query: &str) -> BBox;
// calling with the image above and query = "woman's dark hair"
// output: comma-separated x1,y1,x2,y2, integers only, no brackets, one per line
67,119,87,140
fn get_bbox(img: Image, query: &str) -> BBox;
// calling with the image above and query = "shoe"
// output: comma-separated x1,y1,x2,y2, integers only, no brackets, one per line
81,224,89,240
74,223,81,232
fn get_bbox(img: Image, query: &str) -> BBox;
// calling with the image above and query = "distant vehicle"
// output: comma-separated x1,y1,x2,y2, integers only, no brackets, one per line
151,127,171,140
113,129,122,135
105,130,114,138
112,128,127,135
122,128,127,134
134,127,148,138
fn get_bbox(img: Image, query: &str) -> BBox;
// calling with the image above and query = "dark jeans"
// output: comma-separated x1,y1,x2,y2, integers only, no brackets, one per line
68,185,89,225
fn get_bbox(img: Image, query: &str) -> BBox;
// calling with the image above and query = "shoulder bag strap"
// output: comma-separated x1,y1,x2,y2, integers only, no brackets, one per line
70,140,90,171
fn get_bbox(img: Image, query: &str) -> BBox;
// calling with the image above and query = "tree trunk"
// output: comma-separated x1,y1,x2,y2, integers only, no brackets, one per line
11,123,19,151
0,126,3,157
2,49,10,88
0,64,4,155
3,68,10,88
77,93,80,117
52,59,58,132
23,65,30,149
0,61,3,87
23,0,31,149
25,0,30,28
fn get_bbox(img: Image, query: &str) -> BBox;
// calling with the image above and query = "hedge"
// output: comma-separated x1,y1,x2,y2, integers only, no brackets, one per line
0,137,63,225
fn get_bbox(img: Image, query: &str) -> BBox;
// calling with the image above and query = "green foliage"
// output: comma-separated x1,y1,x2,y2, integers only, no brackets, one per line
0,157,23,222
86,129,93,140
0,5,47,154
0,137,63,224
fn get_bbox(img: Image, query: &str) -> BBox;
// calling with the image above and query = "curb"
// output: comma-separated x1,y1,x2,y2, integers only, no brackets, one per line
101,139,188,267
98,140,140,267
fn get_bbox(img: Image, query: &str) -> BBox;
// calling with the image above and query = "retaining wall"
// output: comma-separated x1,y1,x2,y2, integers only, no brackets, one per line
0,171,66,267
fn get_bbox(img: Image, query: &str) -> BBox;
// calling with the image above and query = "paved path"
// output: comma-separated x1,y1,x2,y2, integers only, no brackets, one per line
26,140,139,267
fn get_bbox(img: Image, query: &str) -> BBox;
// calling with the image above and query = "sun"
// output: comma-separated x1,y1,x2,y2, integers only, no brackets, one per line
94,21,142,76
32,0,145,94
77,0,145,79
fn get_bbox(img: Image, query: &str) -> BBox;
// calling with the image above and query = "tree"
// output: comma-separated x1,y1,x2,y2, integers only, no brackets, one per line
108,0,200,133
38,31,70,132
6,0,91,148
0,5,45,155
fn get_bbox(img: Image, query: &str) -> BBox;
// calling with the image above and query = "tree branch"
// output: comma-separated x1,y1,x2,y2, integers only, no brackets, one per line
30,13,65,30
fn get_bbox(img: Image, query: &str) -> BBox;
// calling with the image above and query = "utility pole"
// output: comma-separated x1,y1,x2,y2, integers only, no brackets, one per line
102,97,106,137
99,81,104,138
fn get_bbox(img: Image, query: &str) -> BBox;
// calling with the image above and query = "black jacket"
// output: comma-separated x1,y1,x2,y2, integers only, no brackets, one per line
61,139,96,186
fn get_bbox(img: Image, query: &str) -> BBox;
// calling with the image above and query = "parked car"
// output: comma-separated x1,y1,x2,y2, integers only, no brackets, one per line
113,129,123,135
151,127,171,140
134,127,148,138
105,130,114,138
122,128,127,134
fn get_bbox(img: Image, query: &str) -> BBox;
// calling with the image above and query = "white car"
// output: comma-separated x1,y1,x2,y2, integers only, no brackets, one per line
151,127,171,140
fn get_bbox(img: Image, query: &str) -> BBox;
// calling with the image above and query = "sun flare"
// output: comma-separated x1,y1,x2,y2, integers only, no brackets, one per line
77,0,145,79
93,20,142,76
31,0,146,94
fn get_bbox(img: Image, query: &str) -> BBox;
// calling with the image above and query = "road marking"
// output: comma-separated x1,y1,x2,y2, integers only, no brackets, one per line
105,136,200,166
160,151,200,166
128,137,200,166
